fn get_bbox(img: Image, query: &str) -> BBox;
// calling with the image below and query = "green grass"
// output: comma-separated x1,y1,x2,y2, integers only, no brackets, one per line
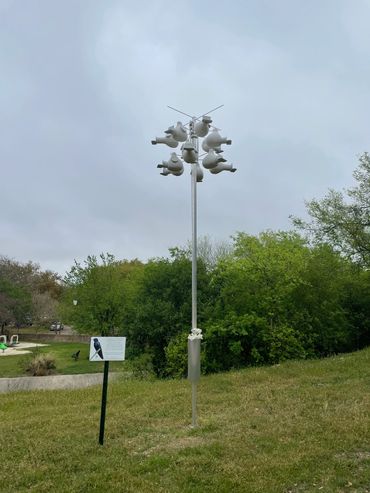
0,342,127,377
2,349,370,492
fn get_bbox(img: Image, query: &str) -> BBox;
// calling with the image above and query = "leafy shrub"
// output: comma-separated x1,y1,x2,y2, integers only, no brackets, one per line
262,324,307,363
23,353,56,376
129,352,156,380
202,314,270,373
164,332,189,378
202,314,308,372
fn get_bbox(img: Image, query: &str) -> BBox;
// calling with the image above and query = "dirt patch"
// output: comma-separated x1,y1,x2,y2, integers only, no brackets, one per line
135,434,206,457
335,450,370,462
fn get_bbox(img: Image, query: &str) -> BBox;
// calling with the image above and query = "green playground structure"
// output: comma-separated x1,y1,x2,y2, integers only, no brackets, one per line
0,343,8,353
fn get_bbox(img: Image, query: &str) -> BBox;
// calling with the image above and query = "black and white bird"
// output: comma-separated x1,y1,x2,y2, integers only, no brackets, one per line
93,338,104,360
72,349,80,361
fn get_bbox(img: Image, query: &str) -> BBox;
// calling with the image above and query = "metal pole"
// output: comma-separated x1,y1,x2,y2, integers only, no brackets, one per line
191,187,197,330
191,121,198,331
99,360,110,445
191,117,198,427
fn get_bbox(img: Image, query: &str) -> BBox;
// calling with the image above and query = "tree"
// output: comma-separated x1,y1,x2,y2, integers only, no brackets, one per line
192,230,363,371
62,254,143,336
292,152,370,265
213,231,310,325
0,256,61,330
202,231,311,366
290,244,357,355
32,292,59,326
0,277,32,332
187,235,232,270
127,248,212,375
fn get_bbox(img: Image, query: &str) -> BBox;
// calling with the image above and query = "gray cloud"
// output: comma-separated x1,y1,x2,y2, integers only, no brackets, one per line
1,0,369,275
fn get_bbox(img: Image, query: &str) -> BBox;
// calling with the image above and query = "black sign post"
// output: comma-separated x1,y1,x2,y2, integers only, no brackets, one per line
99,360,110,445
89,337,126,445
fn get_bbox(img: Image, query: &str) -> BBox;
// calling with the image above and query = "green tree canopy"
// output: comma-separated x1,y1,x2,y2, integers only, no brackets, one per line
212,231,310,324
292,152,370,265
0,256,61,330
194,231,364,373
127,247,212,375
62,253,143,336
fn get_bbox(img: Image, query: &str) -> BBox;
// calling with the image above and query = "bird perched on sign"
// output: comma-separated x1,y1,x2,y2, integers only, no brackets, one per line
93,338,104,360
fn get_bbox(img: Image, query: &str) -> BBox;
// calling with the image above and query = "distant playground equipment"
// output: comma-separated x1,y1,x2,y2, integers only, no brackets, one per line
0,334,19,353
9,335,19,346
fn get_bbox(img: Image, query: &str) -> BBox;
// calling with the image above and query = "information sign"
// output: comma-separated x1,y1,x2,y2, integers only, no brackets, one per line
89,337,126,362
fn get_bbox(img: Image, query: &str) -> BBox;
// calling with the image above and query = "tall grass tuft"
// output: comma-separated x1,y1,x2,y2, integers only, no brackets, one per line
23,353,56,376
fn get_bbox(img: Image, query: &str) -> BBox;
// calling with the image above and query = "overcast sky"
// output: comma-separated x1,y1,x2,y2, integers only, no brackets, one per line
1,0,370,275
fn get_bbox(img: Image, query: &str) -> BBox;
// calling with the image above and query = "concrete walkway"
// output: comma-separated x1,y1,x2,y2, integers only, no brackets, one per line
0,372,120,393
0,342,48,356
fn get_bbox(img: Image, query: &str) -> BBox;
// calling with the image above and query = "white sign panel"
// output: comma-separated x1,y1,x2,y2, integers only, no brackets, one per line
89,337,126,361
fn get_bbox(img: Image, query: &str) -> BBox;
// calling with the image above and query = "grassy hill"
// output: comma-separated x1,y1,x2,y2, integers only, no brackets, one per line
1,349,370,492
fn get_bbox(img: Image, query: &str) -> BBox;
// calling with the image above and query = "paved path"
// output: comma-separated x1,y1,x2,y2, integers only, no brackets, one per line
0,372,120,393
0,342,48,356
